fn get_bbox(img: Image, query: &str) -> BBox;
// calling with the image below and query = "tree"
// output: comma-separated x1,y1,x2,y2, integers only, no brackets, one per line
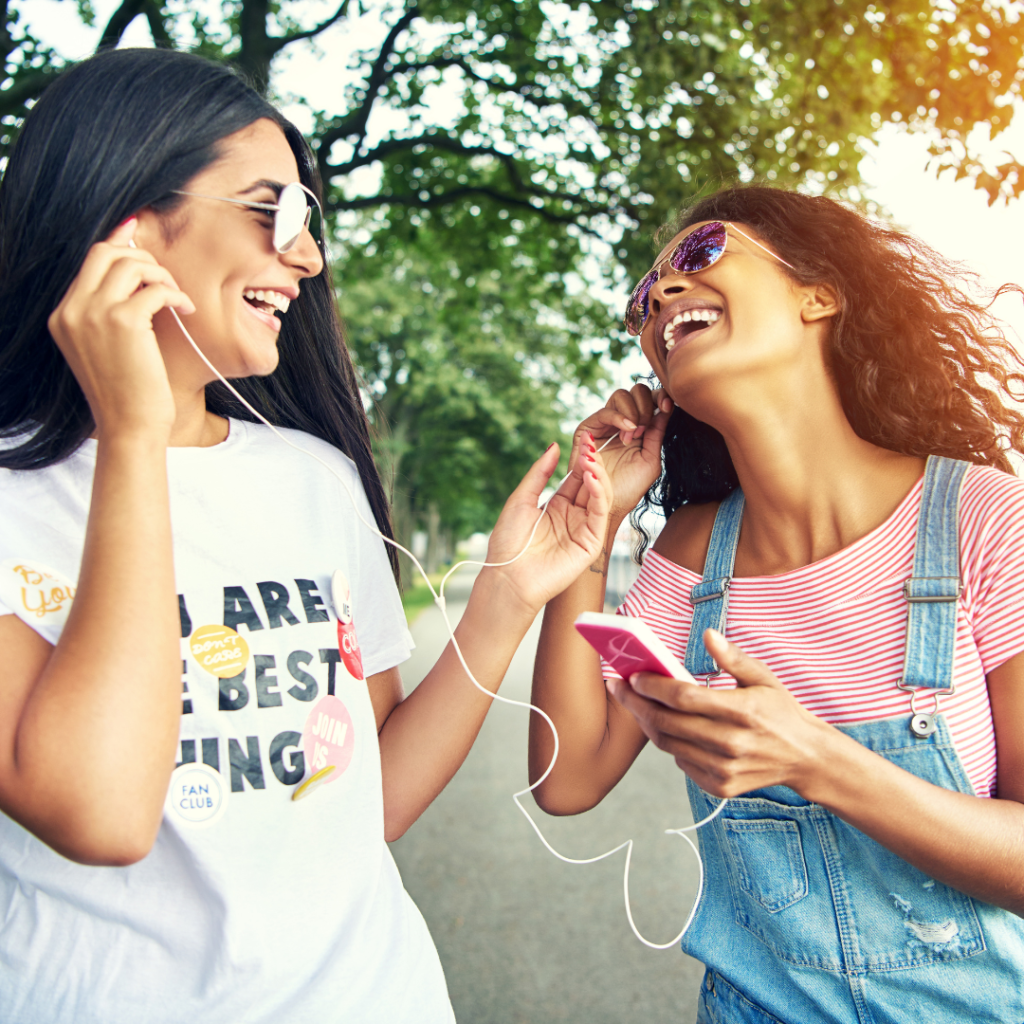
336,201,610,575
4,0,1021,564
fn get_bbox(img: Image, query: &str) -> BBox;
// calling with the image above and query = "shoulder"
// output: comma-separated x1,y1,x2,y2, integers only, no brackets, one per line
237,420,361,483
960,463,1024,531
961,462,1024,502
652,499,721,575
957,464,1024,585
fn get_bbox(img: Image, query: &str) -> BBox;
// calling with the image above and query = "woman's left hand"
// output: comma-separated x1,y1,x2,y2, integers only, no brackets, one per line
482,440,611,616
606,628,834,798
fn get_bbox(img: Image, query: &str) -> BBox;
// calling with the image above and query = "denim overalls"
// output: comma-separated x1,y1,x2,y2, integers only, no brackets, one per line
681,457,1024,1024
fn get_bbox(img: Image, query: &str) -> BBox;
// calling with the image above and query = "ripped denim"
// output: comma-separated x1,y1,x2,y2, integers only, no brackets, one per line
686,715,1024,1024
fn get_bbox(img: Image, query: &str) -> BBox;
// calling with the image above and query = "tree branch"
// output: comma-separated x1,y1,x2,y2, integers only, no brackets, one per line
325,132,527,185
314,4,420,174
144,2,173,48
96,0,147,51
0,67,62,115
387,55,502,90
327,185,604,237
276,0,352,49
325,132,614,216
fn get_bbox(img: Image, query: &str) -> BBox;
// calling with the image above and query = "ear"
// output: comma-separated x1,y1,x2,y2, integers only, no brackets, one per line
799,283,840,323
130,208,162,253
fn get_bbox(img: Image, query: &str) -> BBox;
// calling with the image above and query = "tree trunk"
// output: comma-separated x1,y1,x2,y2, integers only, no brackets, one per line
236,0,274,94
424,501,441,576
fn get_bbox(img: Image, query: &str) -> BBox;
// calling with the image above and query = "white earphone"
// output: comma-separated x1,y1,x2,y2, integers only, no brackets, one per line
128,234,725,949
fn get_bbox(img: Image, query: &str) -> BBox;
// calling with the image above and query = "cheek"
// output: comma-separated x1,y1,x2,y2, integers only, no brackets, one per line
639,333,660,367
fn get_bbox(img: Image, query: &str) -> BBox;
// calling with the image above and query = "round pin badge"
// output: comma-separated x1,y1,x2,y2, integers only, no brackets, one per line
165,761,228,828
331,569,363,679
301,695,356,788
189,623,250,678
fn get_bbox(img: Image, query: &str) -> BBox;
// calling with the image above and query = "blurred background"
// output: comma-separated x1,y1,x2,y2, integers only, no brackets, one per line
7,1,1022,1018
12,0,1024,581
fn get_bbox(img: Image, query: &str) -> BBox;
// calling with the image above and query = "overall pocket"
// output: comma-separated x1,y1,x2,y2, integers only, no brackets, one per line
721,819,807,913
716,790,985,972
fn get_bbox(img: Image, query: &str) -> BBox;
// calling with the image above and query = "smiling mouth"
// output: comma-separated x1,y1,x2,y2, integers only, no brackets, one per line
243,289,291,317
663,308,721,351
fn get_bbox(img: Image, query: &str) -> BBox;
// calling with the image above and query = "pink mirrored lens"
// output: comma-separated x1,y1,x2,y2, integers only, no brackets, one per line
669,222,727,274
625,270,658,336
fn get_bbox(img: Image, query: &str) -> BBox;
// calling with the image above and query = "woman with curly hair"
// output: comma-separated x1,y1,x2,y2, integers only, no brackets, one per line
530,185,1024,1023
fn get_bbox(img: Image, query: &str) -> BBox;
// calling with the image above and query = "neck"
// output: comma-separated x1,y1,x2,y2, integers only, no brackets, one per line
688,367,922,575
167,382,229,448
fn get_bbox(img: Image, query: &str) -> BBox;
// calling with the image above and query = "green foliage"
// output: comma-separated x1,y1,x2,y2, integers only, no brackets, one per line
337,201,608,540
3,0,1021,546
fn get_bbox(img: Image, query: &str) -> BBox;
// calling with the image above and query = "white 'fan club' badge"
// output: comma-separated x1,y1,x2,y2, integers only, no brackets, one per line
165,761,228,828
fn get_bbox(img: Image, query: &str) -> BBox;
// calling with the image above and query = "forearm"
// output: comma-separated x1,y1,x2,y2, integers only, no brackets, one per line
530,517,646,814
377,569,536,841
12,433,180,863
802,726,1024,914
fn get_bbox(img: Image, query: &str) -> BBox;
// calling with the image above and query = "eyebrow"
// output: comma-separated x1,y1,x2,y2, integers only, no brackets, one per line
238,178,285,198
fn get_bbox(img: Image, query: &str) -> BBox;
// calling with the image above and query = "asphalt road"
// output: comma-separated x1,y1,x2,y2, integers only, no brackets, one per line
389,570,706,1024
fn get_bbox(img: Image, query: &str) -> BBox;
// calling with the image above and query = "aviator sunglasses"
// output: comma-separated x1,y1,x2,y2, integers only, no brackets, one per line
171,181,324,254
624,220,795,336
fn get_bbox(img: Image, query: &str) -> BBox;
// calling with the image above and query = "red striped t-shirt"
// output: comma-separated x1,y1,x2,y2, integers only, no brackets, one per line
606,465,1024,798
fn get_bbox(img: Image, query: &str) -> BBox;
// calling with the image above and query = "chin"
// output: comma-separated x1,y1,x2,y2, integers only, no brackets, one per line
235,334,282,378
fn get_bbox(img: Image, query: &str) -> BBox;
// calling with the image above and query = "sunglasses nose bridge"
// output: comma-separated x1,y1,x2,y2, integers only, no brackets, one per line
647,267,697,318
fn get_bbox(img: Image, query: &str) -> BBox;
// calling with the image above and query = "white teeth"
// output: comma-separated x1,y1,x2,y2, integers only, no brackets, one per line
243,289,291,313
662,307,722,352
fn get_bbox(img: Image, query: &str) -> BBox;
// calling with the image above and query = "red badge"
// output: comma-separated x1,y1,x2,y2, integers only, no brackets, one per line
338,618,363,679
332,569,364,680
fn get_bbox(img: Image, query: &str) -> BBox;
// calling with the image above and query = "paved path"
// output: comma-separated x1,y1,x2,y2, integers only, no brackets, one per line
389,571,706,1023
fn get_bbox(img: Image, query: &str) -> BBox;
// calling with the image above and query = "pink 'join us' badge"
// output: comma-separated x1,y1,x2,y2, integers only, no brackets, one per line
302,695,355,785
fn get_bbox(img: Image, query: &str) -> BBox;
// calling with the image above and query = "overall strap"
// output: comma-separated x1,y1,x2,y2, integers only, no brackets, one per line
900,455,970,692
685,488,745,676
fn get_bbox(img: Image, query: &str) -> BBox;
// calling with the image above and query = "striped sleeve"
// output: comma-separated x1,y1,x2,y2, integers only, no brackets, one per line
960,466,1024,675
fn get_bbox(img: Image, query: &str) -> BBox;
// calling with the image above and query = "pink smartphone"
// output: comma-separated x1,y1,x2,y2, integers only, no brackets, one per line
574,611,696,683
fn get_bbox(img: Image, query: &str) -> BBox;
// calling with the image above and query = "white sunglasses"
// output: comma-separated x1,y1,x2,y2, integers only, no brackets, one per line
171,181,323,254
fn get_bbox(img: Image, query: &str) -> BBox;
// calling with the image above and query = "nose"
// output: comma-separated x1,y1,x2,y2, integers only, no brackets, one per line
282,225,324,279
647,271,694,320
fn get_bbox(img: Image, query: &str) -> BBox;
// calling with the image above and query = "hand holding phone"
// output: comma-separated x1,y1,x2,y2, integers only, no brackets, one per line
574,611,696,684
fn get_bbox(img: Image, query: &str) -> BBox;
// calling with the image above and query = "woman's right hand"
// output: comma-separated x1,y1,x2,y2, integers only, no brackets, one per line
569,382,674,519
46,217,195,441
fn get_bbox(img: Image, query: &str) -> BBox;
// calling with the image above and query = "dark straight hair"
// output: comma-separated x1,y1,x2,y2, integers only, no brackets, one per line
0,47,398,579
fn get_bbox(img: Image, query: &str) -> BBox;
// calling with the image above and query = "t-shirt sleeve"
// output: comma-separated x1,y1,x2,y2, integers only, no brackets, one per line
344,469,415,678
599,566,654,680
961,467,1024,674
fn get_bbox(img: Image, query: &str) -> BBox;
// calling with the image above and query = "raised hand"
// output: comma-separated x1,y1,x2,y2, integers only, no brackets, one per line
46,217,195,441
483,441,612,616
569,382,674,519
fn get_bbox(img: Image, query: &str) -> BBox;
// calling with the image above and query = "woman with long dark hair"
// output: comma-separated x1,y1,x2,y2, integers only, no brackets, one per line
0,48,610,1021
531,185,1024,1022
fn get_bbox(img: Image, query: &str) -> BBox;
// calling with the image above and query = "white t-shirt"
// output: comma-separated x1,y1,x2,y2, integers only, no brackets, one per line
0,420,454,1024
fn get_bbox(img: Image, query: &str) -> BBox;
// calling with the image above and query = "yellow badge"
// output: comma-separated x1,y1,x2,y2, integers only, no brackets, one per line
189,623,250,678
0,560,77,632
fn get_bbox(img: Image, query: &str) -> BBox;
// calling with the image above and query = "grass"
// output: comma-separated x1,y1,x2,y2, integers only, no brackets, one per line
401,567,449,625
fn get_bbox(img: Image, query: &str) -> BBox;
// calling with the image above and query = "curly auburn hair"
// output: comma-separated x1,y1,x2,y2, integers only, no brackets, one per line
632,184,1024,556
